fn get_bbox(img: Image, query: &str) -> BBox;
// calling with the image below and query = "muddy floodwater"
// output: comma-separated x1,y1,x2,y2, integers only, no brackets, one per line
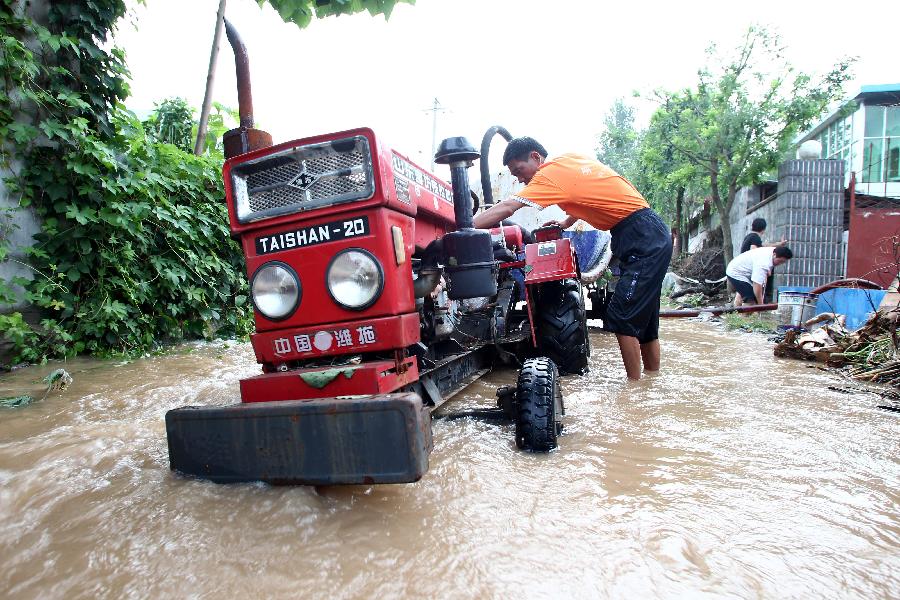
1,319,898,599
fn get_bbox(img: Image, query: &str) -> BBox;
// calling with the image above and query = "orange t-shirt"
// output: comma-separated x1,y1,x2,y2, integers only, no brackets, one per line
512,154,649,231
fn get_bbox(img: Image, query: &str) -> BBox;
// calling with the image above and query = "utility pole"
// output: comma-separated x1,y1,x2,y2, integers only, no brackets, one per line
425,97,447,171
194,0,227,156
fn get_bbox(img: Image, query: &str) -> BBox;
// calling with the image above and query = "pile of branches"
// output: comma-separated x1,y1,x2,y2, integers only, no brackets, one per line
774,307,900,388
671,227,725,283
669,228,726,306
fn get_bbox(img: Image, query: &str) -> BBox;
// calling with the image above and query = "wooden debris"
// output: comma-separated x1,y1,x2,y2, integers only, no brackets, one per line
775,307,900,388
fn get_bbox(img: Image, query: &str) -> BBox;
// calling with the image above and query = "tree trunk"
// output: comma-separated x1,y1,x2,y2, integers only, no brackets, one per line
675,186,686,256
720,181,737,265
708,161,736,265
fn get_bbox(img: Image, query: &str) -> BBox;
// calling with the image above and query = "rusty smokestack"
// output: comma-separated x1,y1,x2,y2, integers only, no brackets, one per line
224,18,253,128
222,18,273,158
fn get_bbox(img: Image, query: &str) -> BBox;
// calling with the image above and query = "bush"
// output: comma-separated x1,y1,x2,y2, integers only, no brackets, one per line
0,5,252,366
4,108,252,364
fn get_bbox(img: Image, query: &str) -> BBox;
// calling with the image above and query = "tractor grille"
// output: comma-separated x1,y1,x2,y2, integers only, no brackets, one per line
231,136,374,223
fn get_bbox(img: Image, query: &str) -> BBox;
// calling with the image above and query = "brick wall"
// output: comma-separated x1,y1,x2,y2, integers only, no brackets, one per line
774,159,845,291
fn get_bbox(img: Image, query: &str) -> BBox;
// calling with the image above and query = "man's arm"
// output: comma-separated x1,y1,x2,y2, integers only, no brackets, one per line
752,281,765,304
473,197,525,229
750,258,770,304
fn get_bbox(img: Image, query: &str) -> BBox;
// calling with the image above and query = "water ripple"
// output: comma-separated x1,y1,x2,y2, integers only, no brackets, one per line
0,324,898,598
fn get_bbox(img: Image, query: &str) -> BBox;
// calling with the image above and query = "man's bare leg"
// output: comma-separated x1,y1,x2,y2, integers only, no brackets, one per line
640,339,660,373
616,334,642,380
733,292,743,307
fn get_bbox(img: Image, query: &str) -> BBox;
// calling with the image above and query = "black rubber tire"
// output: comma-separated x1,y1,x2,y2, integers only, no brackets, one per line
535,279,590,375
515,357,562,452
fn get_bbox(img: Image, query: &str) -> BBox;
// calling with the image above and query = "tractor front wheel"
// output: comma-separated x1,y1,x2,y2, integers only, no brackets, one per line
515,357,563,452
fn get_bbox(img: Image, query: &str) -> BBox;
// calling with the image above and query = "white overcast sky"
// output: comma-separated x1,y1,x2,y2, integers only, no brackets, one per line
115,0,899,176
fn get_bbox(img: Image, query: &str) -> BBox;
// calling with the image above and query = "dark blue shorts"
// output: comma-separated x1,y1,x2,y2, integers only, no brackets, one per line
727,276,756,303
605,208,672,344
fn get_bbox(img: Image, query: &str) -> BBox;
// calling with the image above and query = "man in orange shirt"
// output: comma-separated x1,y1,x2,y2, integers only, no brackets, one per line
473,137,672,380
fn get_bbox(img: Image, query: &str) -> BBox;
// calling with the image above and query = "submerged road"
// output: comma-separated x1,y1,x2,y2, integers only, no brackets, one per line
1,319,898,599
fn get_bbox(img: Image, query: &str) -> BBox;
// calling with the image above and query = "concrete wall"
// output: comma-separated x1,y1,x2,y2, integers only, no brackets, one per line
686,203,717,252
688,184,777,255
773,159,846,291
688,159,848,295
728,184,779,256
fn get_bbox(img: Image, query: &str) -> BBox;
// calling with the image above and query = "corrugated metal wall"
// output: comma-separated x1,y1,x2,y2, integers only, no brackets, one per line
847,195,900,288
774,159,845,290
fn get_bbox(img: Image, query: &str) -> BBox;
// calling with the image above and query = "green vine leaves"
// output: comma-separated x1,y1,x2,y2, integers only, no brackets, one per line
0,4,250,366
262,0,415,28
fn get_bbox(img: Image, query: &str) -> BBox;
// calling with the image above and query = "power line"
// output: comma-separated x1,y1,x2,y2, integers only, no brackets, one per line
423,98,448,172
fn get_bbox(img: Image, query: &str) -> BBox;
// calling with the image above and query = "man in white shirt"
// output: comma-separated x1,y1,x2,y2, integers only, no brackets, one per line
725,246,793,306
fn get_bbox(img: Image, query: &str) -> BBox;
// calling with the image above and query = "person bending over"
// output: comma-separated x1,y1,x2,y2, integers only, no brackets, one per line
473,137,672,380
725,245,793,306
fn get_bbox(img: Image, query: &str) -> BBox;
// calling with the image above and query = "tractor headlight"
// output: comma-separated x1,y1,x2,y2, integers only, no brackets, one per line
251,262,301,320
326,249,384,310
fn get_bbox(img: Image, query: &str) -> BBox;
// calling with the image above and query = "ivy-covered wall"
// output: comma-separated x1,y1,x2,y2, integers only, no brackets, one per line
0,0,45,311
0,0,252,365
0,158,40,311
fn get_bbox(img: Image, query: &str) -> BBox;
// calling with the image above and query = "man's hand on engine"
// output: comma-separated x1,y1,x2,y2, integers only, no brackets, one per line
542,215,577,229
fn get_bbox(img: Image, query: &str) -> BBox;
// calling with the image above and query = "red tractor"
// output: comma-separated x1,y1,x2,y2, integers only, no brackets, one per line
165,22,594,485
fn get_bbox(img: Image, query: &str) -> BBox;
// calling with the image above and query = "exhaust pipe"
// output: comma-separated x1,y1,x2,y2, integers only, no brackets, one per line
434,137,497,300
222,19,273,159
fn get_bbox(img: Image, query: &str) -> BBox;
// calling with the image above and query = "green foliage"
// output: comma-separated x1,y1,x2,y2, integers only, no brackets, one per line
11,107,253,363
0,312,50,363
595,97,703,255
143,97,195,152
595,99,671,226
35,1,131,139
143,97,236,159
195,102,238,159
0,2,251,367
595,98,640,181
641,95,706,210
0,395,34,408
723,312,776,334
263,0,415,28
680,293,706,308
643,26,853,263
0,207,19,306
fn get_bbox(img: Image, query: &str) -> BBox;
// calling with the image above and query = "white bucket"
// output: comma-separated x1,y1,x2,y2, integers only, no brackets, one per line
777,292,818,327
